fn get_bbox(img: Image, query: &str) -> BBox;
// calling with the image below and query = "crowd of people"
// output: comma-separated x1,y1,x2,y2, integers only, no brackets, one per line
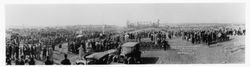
68,33,121,54
6,28,74,65
122,30,172,50
180,28,245,46
70,29,176,56
6,25,245,65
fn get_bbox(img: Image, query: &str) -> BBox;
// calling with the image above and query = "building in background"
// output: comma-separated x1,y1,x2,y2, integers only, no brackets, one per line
127,19,160,29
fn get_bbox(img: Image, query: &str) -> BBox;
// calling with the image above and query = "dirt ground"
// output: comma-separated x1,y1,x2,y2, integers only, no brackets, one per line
140,36,245,64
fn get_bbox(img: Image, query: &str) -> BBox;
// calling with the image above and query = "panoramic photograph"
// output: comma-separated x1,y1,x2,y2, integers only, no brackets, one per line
5,3,245,65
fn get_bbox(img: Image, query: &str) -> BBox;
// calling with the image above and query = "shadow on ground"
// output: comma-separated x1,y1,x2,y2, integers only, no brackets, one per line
209,38,234,47
140,57,159,64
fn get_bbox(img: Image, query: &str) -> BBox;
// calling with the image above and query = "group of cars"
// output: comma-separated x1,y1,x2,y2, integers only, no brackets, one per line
76,42,141,65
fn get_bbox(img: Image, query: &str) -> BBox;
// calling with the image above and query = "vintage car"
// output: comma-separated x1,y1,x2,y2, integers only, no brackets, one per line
84,49,117,64
83,42,142,64
120,42,141,64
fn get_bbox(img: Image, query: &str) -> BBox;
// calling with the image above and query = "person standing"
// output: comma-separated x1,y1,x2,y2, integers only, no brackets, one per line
162,40,169,50
125,34,129,42
78,45,83,59
15,45,19,60
43,48,47,60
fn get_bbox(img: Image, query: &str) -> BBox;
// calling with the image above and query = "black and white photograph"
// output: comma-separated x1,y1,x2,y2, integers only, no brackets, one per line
3,2,246,65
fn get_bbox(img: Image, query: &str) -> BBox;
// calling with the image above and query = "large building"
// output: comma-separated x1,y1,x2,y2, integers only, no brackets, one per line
127,19,160,29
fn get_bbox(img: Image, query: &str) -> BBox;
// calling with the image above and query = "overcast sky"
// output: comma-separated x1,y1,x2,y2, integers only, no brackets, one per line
5,3,245,27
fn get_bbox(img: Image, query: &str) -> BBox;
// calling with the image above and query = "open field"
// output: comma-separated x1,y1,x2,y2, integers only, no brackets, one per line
141,36,245,64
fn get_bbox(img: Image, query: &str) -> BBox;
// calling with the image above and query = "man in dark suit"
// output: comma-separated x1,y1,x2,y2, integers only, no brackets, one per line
162,40,170,50
60,54,71,65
